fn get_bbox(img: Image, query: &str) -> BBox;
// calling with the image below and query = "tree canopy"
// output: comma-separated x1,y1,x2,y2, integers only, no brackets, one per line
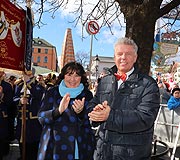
15,0,180,74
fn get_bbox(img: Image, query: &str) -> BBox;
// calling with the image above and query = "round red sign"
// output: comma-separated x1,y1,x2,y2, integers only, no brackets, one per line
86,21,99,35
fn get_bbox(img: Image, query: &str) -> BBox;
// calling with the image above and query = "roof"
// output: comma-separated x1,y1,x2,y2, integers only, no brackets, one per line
92,56,114,63
33,37,55,47
3,66,56,78
32,66,53,75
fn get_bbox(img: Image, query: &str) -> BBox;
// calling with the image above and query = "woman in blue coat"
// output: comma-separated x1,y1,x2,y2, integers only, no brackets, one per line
37,62,95,160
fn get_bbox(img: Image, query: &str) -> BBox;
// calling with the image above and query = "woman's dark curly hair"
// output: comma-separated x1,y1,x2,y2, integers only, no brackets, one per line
56,62,89,88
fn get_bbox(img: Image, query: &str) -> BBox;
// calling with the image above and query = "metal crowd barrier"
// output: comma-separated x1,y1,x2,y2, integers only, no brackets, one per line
153,104,180,159
151,139,169,159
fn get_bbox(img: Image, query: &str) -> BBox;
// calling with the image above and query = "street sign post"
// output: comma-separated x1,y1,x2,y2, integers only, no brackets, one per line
86,21,100,35
86,21,100,82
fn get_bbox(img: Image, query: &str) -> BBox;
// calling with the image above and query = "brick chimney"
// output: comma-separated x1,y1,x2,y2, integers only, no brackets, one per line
60,28,75,70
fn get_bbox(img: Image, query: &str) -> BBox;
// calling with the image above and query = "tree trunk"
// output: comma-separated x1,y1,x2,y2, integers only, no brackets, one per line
126,13,156,74
119,2,159,74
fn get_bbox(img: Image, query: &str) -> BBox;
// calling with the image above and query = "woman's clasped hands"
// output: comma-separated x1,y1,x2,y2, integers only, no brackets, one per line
59,93,85,114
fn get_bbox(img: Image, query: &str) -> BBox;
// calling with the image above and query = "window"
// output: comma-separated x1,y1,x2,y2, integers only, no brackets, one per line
38,48,41,53
45,49,48,54
44,56,48,63
37,56,40,63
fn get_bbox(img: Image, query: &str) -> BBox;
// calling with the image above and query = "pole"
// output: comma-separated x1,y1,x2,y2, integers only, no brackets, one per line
89,34,93,82
21,1,32,159
21,80,27,160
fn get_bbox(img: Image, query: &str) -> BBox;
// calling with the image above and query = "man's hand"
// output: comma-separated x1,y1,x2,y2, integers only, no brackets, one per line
88,101,110,122
59,93,70,114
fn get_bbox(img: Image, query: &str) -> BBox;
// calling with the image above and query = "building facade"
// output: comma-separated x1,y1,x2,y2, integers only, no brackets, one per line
32,37,58,71
90,55,115,80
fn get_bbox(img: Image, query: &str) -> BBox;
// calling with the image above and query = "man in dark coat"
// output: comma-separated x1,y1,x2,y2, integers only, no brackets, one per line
13,70,45,160
0,69,13,159
88,37,160,160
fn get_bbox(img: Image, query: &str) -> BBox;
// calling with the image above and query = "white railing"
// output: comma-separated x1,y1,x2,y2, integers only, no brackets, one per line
154,104,180,159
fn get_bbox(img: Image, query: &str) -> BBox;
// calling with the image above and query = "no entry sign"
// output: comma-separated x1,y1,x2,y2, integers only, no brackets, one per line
86,21,99,35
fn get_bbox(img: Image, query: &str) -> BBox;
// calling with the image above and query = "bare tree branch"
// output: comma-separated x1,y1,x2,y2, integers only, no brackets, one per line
159,0,180,19
13,0,180,74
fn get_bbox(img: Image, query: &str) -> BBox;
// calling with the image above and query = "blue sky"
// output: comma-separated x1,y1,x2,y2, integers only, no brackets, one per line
32,6,125,59
32,1,180,62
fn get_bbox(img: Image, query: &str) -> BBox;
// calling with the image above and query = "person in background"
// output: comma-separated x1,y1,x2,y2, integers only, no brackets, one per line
97,67,111,84
44,72,57,90
162,78,171,93
157,81,171,104
170,83,179,93
167,87,180,110
89,82,95,95
7,75,17,142
37,62,95,160
13,69,45,160
0,69,14,160
99,67,110,79
8,75,17,88
168,76,177,92
156,72,162,84
88,37,160,160
36,74,46,88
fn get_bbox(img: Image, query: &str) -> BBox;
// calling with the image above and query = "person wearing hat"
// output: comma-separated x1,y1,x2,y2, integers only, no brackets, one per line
167,87,180,110
13,70,45,160
0,69,14,159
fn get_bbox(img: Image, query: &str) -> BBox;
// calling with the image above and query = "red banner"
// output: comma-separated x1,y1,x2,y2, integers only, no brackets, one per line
0,0,26,71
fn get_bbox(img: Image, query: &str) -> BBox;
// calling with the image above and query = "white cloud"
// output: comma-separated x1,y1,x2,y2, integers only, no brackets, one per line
53,0,125,44
29,0,126,46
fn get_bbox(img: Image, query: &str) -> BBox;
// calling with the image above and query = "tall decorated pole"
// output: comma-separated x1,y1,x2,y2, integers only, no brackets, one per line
21,0,33,159
86,21,99,82
25,0,33,71
21,80,27,160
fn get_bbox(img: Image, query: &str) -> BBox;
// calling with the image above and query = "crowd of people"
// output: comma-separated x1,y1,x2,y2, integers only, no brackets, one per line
0,37,179,160
156,72,180,110
0,69,56,160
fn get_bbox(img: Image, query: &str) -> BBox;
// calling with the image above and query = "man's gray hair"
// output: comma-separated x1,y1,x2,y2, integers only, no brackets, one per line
114,37,138,54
